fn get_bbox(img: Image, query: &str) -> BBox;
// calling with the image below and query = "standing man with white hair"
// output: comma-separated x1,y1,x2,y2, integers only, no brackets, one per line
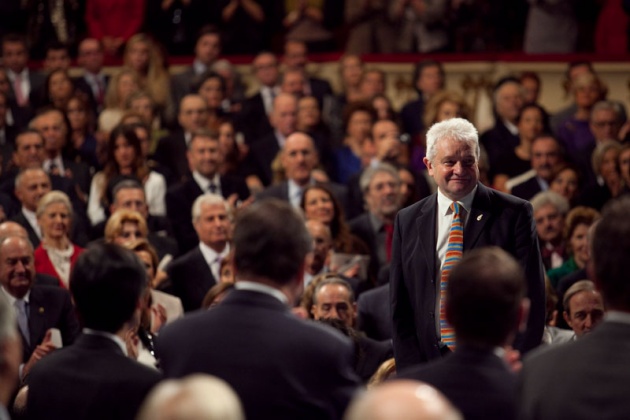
391,117,545,370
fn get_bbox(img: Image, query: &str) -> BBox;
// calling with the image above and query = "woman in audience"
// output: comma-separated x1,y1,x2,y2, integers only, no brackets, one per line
40,69,75,110
338,54,365,106
88,124,167,225
123,34,172,121
371,93,397,122
127,91,169,152
577,140,623,210
34,191,84,288
494,104,548,192
65,93,100,169
104,209,148,245
335,102,375,184
99,68,140,133
301,184,368,254
201,282,235,309
217,119,245,178
619,144,630,193
194,71,230,132
547,206,600,289
549,164,581,206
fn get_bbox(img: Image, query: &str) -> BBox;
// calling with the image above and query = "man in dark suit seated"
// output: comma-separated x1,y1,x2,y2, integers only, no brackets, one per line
157,199,359,419
531,191,569,271
74,38,109,113
166,194,230,312
282,40,333,108
166,129,248,252
154,94,209,184
311,277,392,383
510,134,564,201
561,280,604,340
349,163,403,283
257,132,347,210
520,197,630,420
2,34,45,112
391,118,545,371
0,235,79,381
25,243,161,420
398,247,528,420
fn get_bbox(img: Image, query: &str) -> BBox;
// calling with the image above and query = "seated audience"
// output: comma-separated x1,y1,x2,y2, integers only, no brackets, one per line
400,60,445,140
548,163,581,206
562,280,605,340
531,191,570,271
64,94,99,170
335,101,375,184
99,69,140,134
194,71,230,132
510,135,563,200
576,140,623,210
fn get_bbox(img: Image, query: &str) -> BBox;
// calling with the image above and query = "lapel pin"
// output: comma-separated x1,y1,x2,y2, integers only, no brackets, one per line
39,307,44,314
477,214,483,221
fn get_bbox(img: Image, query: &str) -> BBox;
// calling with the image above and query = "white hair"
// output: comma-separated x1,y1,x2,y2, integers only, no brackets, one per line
425,118,479,163
530,191,570,215
191,193,231,222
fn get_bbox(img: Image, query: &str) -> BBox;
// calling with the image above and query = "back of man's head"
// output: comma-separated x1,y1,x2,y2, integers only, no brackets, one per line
70,243,147,333
446,247,526,348
0,293,20,405
233,199,311,286
592,197,630,311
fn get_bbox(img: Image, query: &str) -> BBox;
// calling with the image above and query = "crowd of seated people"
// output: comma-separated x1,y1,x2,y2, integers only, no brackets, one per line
1,9,630,418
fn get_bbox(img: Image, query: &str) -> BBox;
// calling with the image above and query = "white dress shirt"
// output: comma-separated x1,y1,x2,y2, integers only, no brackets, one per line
199,242,230,281
192,171,222,196
21,207,42,239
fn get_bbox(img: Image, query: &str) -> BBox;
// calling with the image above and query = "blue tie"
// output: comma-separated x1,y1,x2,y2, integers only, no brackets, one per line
14,299,30,346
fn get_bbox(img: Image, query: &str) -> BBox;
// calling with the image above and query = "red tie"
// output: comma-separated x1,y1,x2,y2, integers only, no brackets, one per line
14,74,26,106
440,202,463,349
385,223,394,262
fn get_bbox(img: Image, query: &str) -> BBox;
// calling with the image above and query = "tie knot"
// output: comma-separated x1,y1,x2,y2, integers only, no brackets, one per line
450,202,461,215
14,299,26,312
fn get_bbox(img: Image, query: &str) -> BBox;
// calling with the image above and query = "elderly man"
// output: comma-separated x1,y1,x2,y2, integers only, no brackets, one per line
531,191,570,271
158,199,358,419
398,247,528,420
0,235,79,379
303,220,333,286
391,117,544,370
166,129,248,252
167,194,231,312
519,197,630,420
510,135,563,201
562,280,604,339
350,163,403,282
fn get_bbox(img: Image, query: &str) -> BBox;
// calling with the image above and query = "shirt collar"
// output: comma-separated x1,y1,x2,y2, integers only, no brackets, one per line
192,171,220,192
274,130,287,148
83,328,128,356
44,155,64,172
199,241,229,267
6,68,28,81
193,59,208,76
234,280,288,304
1,286,30,305
605,310,630,325
503,119,519,136
436,185,477,216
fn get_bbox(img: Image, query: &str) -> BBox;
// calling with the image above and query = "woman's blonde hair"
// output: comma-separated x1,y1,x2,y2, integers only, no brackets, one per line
423,90,470,129
36,191,73,219
104,209,148,243
104,68,139,109
123,34,171,110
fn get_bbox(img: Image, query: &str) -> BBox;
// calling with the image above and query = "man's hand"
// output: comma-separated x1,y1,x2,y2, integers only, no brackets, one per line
23,330,57,378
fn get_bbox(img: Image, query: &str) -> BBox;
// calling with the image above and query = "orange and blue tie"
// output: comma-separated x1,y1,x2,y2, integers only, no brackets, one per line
440,201,463,349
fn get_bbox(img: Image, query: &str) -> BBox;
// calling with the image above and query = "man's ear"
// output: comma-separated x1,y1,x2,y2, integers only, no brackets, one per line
423,157,434,175
563,311,572,329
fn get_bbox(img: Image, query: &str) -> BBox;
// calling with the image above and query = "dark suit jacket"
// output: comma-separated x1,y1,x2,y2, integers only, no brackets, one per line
238,92,273,144
257,180,348,212
391,183,545,370
247,132,280,186
166,175,249,252
170,66,197,109
26,333,161,420
519,321,630,420
19,285,80,363
154,130,189,183
355,334,393,383
349,212,383,282
157,289,359,419
511,176,543,201
308,77,333,107
165,246,216,312
480,122,520,179
63,158,92,197
399,346,517,420
400,98,425,137
357,284,391,341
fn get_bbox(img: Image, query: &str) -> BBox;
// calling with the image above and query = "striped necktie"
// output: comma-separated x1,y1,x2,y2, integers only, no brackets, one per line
440,201,463,349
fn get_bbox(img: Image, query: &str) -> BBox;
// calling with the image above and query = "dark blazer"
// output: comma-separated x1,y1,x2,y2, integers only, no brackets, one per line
247,132,280,186
390,183,545,370
12,211,39,248
19,285,80,363
257,180,348,211
480,122,520,179
166,175,249,252
349,212,382,282
357,284,391,341
157,289,359,419
171,66,197,109
26,333,161,420
511,177,543,201
399,346,517,420
355,335,393,383
63,158,92,197
238,92,273,144
400,98,425,137
154,130,189,183
519,321,630,420
308,77,333,107
165,246,216,312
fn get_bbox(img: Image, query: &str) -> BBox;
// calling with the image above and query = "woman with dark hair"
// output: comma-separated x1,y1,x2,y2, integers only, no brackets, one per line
194,71,230,132
300,184,368,254
40,69,75,110
549,163,582,205
87,124,166,225
65,93,100,169
334,102,376,184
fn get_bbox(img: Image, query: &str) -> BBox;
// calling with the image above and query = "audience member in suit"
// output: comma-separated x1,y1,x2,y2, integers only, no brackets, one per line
247,93,298,187
1,34,45,109
480,77,524,180
282,40,333,108
74,38,109,113
237,52,279,144
311,277,393,383
398,247,528,420
561,280,604,340
511,135,563,201
531,191,569,272
519,197,630,420
257,132,347,210
158,199,358,419
0,292,20,419
349,164,403,283
170,26,221,109
391,118,545,371
166,129,248,253
154,94,210,183
167,194,231,312
26,243,162,420
400,60,445,139
0,92,17,170
0,235,79,379
30,107,92,197
357,284,391,341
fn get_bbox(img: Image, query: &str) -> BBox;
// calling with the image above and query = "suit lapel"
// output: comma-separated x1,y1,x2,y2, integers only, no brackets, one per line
415,195,437,275
28,288,47,348
465,184,491,250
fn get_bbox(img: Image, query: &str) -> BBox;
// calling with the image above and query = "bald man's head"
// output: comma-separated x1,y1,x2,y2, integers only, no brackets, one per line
0,222,27,240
